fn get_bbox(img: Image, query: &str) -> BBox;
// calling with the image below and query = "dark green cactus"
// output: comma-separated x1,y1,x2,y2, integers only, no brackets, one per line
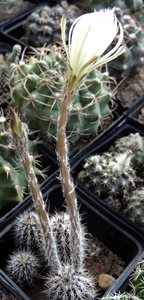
125,188,144,229
22,4,83,47
0,44,21,102
0,116,43,211
11,46,113,144
78,151,136,201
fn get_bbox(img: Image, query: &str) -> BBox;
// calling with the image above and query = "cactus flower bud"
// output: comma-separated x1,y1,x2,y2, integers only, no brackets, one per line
61,8,125,83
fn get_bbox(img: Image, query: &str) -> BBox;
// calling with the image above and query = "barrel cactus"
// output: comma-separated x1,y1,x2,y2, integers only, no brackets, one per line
78,150,136,201
0,115,43,211
22,4,83,47
10,46,113,144
0,44,21,102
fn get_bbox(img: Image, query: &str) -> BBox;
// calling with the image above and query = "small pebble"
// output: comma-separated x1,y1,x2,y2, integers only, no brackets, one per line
98,273,115,290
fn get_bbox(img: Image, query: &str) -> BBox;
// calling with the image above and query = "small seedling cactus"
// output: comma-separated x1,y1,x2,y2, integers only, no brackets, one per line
6,249,42,287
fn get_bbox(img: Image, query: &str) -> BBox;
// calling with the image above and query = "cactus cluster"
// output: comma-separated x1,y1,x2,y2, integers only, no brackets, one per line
11,46,113,144
78,132,144,228
78,151,136,205
22,4,83,47
0,114,43,212
0,44,21,102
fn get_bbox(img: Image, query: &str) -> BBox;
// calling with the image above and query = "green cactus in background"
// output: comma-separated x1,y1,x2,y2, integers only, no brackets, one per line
106,8,144,78
111,132,144,175
78,150,136,202
132,261,144,299
11,46,113,144
80,0,143,15
22,3,83,47
0,44,21,102
125,188,144,229
0,115,44,211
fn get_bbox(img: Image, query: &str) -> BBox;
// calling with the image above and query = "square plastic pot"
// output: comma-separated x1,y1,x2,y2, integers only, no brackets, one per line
0,173,144,299
70,117,144,235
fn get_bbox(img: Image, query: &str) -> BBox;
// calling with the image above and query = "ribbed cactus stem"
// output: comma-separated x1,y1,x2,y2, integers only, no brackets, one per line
9,107,61,271
57,79,84,269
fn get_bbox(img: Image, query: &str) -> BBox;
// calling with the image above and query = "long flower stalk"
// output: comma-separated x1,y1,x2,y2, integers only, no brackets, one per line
58,8,125,269
9,107,61,271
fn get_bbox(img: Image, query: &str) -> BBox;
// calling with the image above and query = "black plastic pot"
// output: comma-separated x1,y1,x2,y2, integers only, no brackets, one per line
124,93,144,123
0,173,144,299
0,2,61,50
70,117,144,235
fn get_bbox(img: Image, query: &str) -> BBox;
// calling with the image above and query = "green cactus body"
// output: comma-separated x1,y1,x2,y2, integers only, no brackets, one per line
0,118,43,211
132,261,144,299
11,48,112,143
23,4,83,47
78,151,136,199
126,188,144,229
111,132,144,173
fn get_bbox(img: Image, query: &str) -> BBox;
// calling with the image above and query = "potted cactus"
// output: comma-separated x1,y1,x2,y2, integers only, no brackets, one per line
72,117,144,232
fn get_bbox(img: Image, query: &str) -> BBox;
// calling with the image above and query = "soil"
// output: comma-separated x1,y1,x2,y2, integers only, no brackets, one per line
116,65,144,108
1,231,125,300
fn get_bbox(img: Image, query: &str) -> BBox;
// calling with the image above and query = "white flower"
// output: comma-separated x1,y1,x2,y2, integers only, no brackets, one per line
61,8,125,83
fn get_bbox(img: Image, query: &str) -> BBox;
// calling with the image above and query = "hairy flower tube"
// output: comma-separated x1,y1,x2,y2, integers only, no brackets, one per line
61,8,125,84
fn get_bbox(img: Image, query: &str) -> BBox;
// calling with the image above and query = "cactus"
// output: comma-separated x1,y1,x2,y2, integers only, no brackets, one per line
44,265,95,300
14,211,43,251
22,3,83,47
6,249,42,288
80,0,143,15
11,46,113,144
0,114,44,211
78,151,136,200
111,132,144,174
106,8,144,78
125,188,144,229
0,44,21,102
0,0,26,22
132,261,144,299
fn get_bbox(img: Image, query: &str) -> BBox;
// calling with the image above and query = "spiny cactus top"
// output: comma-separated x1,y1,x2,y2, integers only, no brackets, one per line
22,4,83,47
